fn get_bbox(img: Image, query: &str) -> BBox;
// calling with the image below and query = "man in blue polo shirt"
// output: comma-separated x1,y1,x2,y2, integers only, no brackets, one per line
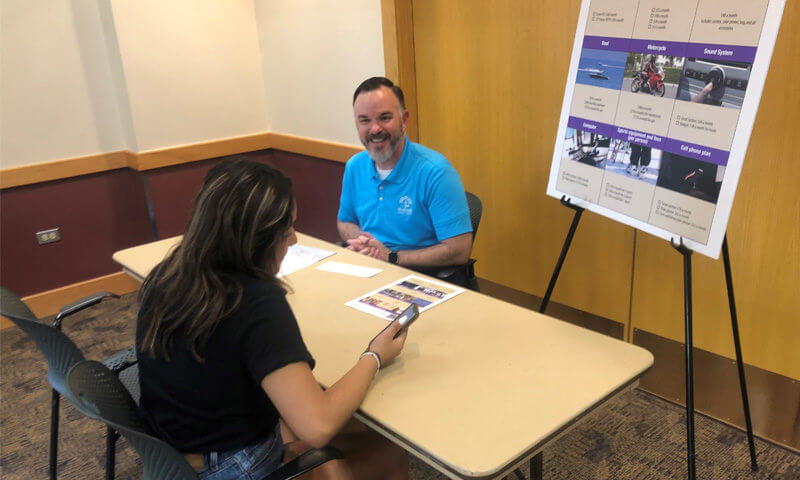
337,77,473,283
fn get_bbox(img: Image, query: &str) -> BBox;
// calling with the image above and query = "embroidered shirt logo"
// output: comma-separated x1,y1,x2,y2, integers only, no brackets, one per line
397,196,413,215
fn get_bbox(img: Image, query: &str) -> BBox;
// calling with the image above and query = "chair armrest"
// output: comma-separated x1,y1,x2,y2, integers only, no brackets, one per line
261,446,344,480
54,291,119,326
435,258,476,280
102,346,138,374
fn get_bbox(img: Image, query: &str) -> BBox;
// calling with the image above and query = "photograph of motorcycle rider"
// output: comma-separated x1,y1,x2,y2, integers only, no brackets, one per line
639,55,662,92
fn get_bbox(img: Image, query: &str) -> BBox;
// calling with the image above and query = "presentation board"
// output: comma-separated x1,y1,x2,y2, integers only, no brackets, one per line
547,0,786,258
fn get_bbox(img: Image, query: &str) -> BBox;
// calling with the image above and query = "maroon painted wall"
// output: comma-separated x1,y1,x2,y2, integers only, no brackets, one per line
0,169,153,296
143,150,344,242
269,150,344,242
0,150,346,296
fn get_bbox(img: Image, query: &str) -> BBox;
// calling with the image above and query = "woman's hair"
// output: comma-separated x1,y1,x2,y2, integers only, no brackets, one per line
138,157,296,361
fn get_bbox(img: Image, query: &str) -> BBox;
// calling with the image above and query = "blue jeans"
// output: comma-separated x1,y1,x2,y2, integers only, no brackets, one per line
198,424,284,480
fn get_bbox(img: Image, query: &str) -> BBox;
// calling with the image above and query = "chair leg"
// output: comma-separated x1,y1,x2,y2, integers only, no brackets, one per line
105,426,118,480
50,389,60,480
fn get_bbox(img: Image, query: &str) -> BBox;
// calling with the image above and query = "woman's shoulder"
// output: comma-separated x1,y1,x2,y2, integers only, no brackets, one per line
229,275,292,322
238,274,285,295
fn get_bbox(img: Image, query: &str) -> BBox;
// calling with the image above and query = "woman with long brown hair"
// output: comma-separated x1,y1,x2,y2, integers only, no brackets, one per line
136,157,408,479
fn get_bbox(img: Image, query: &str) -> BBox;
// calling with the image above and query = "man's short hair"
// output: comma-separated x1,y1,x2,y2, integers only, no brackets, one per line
352,77,406,109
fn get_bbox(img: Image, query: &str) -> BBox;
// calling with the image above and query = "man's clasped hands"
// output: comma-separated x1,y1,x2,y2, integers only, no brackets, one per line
346,232,392,262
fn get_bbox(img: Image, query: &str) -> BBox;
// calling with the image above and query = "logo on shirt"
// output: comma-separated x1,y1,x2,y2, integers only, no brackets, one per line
397,196,413,216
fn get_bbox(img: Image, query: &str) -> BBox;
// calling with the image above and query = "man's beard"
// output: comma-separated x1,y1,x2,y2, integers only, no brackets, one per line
366,131,403,165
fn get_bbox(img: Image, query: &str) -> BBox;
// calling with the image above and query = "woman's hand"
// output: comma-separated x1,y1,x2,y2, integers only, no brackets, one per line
367,318,408,366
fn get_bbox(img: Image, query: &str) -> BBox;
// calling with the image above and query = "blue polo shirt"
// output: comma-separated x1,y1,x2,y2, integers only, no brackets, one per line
338,138,472,251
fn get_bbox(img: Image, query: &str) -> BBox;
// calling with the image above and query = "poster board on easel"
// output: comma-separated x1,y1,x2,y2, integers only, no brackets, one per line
546,0,786,258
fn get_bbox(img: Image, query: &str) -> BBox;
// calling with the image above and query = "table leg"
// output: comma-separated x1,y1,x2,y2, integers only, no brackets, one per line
530,452,543,480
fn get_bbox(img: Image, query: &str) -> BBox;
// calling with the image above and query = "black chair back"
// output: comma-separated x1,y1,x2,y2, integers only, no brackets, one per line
0,287,85,396
67,360,200,480
465,191,483,241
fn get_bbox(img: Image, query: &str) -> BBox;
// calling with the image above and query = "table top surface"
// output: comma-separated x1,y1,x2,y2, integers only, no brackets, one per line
113,233,653,479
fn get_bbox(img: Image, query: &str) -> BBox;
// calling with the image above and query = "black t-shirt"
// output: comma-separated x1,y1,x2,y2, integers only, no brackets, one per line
136,276,315,453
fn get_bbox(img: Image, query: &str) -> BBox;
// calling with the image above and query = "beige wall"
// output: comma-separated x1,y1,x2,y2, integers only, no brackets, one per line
254,0,385,146
108,0,269,151
1,0,126,168
2,0,384,168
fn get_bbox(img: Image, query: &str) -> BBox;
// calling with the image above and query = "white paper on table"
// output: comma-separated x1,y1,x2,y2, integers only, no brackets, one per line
345,274,465,321
316,261,382,278
277,244,335,277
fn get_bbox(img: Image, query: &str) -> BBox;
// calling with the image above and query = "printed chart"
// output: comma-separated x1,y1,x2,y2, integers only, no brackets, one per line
547,0,785,258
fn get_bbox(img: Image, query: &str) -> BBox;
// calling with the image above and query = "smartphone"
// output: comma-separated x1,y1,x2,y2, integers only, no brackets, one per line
392,302,419,339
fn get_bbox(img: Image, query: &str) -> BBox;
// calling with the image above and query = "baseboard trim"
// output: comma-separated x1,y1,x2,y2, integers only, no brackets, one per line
0,272,142,330
634,328,800,452
476,278,625,339
1,133,362,189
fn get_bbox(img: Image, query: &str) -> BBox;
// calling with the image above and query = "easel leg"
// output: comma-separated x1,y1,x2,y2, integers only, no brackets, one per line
672,238,696,480
540,196,584,314
722,235,758,471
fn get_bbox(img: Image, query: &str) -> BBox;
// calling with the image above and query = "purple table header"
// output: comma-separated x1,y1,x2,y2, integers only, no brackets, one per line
567,116,615,138
568,117,665,149
613,126,666,149
685,43,757,63
582,35,629,52
566,116,730,166
663,139,730,166
628,39,687,58
581,36,757,64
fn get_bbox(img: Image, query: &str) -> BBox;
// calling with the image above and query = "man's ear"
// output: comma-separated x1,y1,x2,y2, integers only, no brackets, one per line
401,109,410,132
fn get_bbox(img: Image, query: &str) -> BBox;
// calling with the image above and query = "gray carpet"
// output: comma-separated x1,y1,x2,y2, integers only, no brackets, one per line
2,293,798,479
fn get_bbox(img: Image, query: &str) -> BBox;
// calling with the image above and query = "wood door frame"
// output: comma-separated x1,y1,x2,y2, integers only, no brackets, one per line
381,0,419,142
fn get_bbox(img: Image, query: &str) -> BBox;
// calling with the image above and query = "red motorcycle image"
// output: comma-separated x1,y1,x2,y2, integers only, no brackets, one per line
631,65,666,97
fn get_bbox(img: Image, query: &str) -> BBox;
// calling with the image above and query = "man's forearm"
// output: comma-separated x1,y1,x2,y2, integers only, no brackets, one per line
337,221,362,242
396,233,473,267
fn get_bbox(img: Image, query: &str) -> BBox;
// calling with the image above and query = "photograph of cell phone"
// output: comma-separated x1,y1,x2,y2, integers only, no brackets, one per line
393,303,419,339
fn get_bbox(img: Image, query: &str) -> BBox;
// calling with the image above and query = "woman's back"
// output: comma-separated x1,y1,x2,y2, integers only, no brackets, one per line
136,276,314,453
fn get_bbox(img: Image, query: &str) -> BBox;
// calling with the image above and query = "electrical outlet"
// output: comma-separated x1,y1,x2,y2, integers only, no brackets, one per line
36,228,61,245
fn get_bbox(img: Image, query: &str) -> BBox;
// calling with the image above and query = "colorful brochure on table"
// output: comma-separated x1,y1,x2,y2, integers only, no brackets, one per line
345,275,465,321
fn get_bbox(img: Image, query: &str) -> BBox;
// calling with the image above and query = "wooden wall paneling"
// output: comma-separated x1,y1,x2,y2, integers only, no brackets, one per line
411,0,636,326
381,0,400,84
631,0,800,380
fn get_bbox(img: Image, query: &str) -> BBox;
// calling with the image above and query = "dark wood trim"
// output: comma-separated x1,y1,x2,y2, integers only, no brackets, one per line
0,151,132,189
0,133,361,189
